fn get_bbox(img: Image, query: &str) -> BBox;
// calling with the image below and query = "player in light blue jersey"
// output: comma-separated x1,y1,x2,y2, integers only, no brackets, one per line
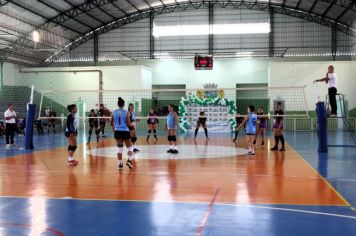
236,105,257,156
111,97,134,170
165,105,179,154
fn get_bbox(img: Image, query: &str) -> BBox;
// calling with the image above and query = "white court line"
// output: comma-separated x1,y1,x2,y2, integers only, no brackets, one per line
0,195,355,220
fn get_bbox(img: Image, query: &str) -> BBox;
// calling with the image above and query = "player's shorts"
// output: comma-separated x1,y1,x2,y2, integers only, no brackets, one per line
114,131,130,140
273,121,283,129
65,131,77,137
147,120,157,125
89,123,99,128
259,121,267,129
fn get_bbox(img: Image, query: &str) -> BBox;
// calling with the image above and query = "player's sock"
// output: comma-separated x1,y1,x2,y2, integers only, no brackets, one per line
204,128,208,138
234,131,238,140
271,136,279,150
147,130,151,140
194,128,198,138
279,135,285,149
68,156,74,161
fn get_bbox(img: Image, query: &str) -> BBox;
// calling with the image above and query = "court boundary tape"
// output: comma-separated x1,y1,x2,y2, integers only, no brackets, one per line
287,143,353,208
0,195,355,220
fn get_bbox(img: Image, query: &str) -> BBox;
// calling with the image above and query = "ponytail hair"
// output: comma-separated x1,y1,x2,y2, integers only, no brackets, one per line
118,97,125,107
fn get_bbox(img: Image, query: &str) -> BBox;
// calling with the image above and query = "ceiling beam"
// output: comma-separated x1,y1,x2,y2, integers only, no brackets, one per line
46,0,355,63
322,0,337,17
308,0,318,13
0,10,71,41
0,0,9,7
38,0,94,30
126,0,141,12
295,0,302,10
335,2,354,21
91,3,116,20
63,0,106,25
8,0,82,35
111,2,129,16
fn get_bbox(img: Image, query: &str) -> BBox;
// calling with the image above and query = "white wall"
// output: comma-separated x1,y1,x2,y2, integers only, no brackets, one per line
142,59,268,88
269,61,356,110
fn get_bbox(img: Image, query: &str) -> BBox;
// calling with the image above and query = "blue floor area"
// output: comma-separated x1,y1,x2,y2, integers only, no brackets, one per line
1,131,356,235
286,131,356,208
0,197,355,236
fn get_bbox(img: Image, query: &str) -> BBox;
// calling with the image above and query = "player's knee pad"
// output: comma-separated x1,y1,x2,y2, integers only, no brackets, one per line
128,146,134,153
117,143,124,148
117,147,123,154
131,137,137,143
68,145,72,151
172,136,177,142
168,135,172,141
153,129,156,133
72,145,77,152
148,130,152,133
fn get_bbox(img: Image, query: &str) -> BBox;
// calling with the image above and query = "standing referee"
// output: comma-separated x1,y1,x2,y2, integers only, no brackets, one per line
4,104,17,148
314,65,338,117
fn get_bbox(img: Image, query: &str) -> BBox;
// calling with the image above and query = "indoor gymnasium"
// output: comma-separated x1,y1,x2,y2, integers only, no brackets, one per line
0,0,356,235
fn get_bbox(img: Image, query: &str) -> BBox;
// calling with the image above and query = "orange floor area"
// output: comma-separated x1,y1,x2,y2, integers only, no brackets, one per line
0,137,348,206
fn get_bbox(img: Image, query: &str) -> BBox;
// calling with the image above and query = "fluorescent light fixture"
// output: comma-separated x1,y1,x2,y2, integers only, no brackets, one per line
32,30,40,42
153,52,173,59
236,52,254,57
153,23,270,37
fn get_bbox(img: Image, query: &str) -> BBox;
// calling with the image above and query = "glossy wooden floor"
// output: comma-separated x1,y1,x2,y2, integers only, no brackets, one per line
0,136,349,206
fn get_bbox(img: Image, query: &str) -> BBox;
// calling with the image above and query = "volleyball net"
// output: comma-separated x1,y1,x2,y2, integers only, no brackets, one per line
37,86,308,132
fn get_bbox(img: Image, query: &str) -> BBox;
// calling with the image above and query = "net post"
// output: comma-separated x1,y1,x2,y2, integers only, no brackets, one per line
25,85,36,149
316,101,328,153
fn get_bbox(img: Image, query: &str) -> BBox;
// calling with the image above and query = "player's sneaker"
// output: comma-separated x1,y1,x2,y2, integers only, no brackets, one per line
279,147,286,152
261,141,265,146
233,139,237,142
167,149,172,153
270,146,278,151
172,149,179,154
68,160,78,166
126,160,133,169
117,163,123,170
5,144,11,149
253,140,256,145
146,136,150,142
133,148,140,153
154,136,158,141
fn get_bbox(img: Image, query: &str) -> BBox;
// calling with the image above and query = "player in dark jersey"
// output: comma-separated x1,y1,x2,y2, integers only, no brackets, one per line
254,107,268,146
87,109,101,144
65,104,78,166
98,104,110,138
47,109,56,134
194,111,209,140
233,113,244,142
271,101,285,151
146,109,159,141
111,97,134,170
128,103,139,152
